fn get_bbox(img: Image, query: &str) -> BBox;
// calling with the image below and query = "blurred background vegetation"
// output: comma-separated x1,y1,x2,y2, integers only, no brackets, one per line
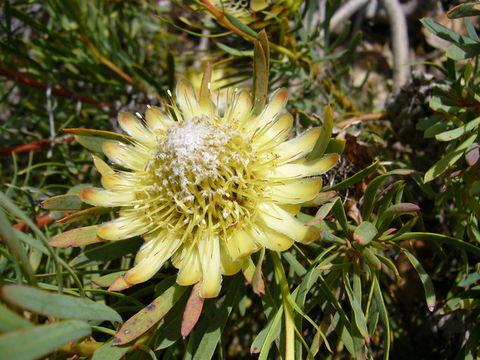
0,0,479,359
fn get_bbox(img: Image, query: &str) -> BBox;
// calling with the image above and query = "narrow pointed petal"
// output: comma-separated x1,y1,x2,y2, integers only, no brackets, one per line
220,244,244,275
245,88,288,132
123,237,181,285
258,202,319,243
279,203,302,215
253,113,293,148
226,90,253,123
145,106,175,132
101,173,139,191
267,153,340,180
176,247,202,286
176,79,201,121
92,155,114,176
251,222,294,251
197,236,222,298
134,237,157,264
97,216,146,240
270,178,322,204
274,127,321,163
108,275,134,291
80,188,135,207
103,141,149,171
226,228,258,260
118,112,154,146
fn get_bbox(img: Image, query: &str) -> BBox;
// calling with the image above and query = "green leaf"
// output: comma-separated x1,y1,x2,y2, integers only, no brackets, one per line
224,13,258,37
424,133,477,182
447,43,480,60
0,320,91,360
216,42,253,57
372,276,390,360
1,285,122,323
435,116,480,141
402,249,436,310
392,232,480,256
188,276,242,360
353,221,378,246
92,339,130,360
0,303,33,332
362,169,416,220
41,194,84,210
253,30,269,115
69,237,142,267
114,279,187,345
307,105,334,160
49,225,103,248
327,161,379,191
447,2,480,18
342,272,369,342
251,307,283,357
421,18,476,46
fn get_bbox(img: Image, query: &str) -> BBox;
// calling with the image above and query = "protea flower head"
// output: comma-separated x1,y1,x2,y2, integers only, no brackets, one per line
206,0,302,29
77,76,338,298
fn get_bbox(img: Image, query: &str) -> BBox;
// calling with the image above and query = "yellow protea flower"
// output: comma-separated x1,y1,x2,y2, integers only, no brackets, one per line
79,79,338,298
207,0,302,28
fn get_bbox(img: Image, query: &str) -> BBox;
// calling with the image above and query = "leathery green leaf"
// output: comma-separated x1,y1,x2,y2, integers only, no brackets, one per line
0,303,33,332
41,193,83,210
424,133,477,183
49,225,103,248
402,249,436,310
92,339,130,360
114,281,187,345
327,161,379,191
0,285,122,323
0,320,91,360
189,277,241,360
342,272,369,343
435,117,480,141
251,307,283,357
353,221,378,246
372,276,390,360
307,105,334,160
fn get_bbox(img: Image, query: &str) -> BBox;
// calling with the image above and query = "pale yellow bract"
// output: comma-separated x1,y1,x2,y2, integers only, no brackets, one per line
80,79,338,298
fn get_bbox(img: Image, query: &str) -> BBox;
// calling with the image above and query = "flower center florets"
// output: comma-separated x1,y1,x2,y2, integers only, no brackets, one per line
144,116,259,233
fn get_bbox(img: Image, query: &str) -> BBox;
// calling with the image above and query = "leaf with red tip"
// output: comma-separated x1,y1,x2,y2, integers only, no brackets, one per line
114,282,187,345
466,146,479,166
181,283,204,337
49,225,103,248
58,206,111,224
353,221,378,246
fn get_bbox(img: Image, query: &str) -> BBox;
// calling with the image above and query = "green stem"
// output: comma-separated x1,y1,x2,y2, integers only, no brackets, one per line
270,251,295,360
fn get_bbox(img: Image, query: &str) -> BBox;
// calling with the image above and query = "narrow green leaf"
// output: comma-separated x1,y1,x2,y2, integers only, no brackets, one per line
327,161,379,191
421,18,476,46
447,43,480,60
362,169,415,220
190,277,241,360
69,237,142,267
307,105,334,160
402,249,436,309
49,225,103,248
353,221,378,246
114,281,187,345
372,276,390,360
424,133,477,182
393,232,480,256
342,272,369,343
0,320,91,360
0,303,33,332
1,285,122,323
435,116,480,141
251,307,283,356
252,30,269,115
41,194,83,210
92,339,130,360
447,2,480,18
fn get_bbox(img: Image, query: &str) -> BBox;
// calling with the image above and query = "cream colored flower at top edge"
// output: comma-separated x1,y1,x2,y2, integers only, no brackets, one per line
79,79,339,298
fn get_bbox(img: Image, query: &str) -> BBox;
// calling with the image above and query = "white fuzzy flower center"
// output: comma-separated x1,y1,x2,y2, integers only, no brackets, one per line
143,116,262,238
